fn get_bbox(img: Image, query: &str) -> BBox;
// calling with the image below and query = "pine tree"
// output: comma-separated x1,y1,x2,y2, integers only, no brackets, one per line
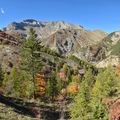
45,70,58,100
0,64,4,86
91,66,117,120
63,63,67,74
50,70,58,100
70,67,117,120
20,28,42,99
71,74,81,83
91,99,108,120
84,69,95,87
57,77,62,92
70,80,91,120
92,66,117,99
46,78,52,98
13,69,33,98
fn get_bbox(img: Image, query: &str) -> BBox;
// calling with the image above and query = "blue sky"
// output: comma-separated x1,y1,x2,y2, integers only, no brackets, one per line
0,0,120,32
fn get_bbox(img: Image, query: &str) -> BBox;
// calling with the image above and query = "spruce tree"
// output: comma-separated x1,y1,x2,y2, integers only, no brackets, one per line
91,66,117,120
50,70,58,100
0,64,4,86
84,69,95,87
46,78,52,98
20,28,41,99
70,80,91,120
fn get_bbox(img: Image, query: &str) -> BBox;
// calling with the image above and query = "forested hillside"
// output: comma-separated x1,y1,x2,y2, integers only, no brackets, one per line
0,28,120,120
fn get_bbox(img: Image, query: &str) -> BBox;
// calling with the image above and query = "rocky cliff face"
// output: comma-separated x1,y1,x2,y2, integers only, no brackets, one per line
94,30,120,68
108,31,120,45
44,29,107,49
43,29,107,60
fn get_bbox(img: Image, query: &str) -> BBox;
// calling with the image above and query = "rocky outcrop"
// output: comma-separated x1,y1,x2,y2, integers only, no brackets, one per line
96,55,120,68
110,31,120,45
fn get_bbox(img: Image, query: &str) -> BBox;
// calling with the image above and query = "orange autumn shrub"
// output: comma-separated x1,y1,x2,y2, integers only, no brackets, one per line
68,82,79,94
35,74,46,97
35,74,45,79
115,66,120,76
37,78,46,87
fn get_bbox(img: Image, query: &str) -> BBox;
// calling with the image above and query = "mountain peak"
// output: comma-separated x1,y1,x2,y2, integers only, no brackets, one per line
23,19,37,23
3,19,83,38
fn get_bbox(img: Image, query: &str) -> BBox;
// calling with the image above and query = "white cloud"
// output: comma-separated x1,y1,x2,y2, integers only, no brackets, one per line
1,8,5,14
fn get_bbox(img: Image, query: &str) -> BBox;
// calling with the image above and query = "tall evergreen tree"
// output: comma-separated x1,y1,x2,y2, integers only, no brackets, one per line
0,64,4,86
46,78,52,98
63,63,68,74
91,66,117,120
20,28,42,99
84,69,95,87
50,70,58,100
70,80,91,120
13,68,33,98
92,66,117,99
70,67,117,120
45,70,58,100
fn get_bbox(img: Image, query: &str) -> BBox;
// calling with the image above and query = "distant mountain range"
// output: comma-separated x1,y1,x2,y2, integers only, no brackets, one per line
1,19,120,68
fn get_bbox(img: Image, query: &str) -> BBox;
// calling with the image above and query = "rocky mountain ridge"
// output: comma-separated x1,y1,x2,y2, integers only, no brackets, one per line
1,19,120,67
3,19,82,39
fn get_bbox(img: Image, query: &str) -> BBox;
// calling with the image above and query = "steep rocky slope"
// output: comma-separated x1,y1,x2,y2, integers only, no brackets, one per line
43,29,107,63
95,31,120,67
43,29,107,53
0,30,20,75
